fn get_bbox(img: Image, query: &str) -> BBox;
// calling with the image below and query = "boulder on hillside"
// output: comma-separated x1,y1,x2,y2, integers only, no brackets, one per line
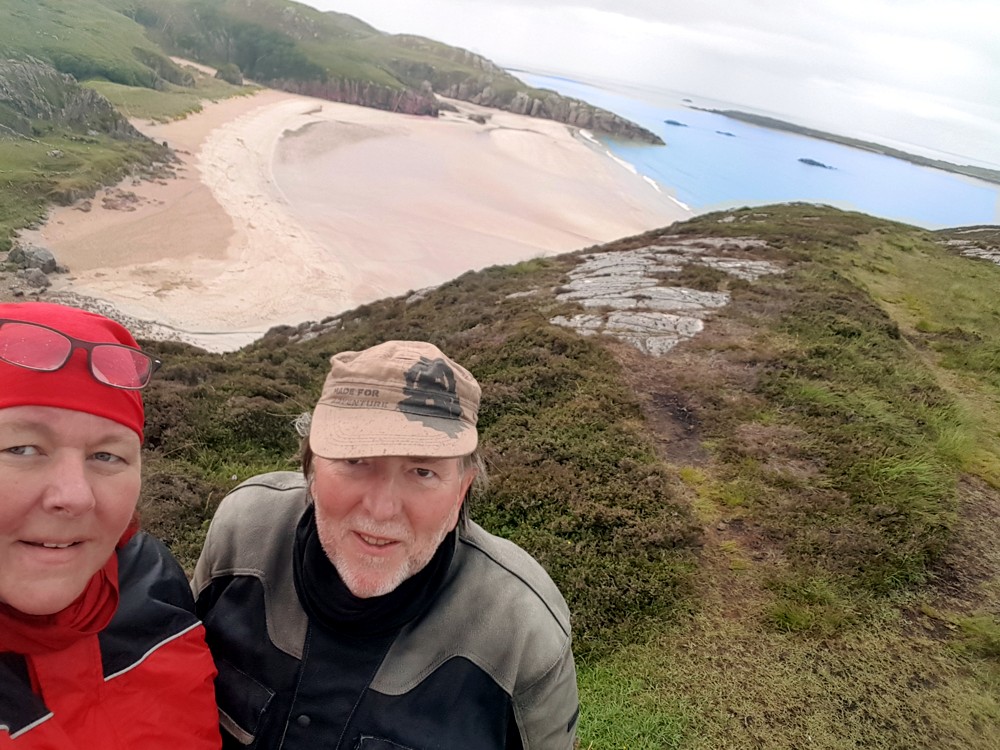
8,244,57,274
15,268,51,289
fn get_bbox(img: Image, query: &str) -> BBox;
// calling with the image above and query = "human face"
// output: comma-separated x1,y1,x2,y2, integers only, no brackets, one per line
311,455,475,599
0,406,141,616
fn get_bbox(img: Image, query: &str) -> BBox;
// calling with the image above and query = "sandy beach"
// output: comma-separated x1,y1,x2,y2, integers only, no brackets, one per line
24,88,690,351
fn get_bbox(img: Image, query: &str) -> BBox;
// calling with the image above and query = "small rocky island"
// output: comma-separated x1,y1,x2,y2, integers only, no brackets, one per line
664,119,688,127
798,158,834,169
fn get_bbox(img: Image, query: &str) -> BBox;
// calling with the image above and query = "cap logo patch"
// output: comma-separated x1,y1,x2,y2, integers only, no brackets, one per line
399,356,462,437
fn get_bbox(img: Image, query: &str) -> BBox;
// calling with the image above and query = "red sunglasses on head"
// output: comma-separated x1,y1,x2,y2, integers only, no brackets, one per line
0,319,161,390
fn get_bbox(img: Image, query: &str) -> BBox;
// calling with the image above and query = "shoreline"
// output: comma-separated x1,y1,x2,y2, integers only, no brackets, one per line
22,88,691,352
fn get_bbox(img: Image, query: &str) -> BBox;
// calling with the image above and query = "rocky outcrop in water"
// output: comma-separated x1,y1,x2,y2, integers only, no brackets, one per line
799,158,834,169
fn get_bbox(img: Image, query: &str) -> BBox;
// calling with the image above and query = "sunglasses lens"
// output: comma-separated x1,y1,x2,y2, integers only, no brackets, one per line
0,322,73,371
91,345,153,388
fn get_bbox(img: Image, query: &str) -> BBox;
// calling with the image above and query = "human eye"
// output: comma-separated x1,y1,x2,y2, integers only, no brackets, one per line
414,467,437,479
3,445,39,457
92,451,124,464
329,458,368,474
337,458,368,469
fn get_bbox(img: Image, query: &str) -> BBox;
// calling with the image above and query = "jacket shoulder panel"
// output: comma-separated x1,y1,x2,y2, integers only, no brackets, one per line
192,471,309,659
99,532,202,678
373,521,572,697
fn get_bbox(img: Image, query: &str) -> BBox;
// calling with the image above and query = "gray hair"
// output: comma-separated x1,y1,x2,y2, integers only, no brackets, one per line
294,412,487,527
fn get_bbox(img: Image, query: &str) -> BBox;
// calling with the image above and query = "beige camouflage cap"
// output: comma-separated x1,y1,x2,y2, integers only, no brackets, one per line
310,340,480,459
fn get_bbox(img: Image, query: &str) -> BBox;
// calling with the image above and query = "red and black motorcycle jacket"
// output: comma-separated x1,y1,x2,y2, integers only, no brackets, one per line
0,532,221,749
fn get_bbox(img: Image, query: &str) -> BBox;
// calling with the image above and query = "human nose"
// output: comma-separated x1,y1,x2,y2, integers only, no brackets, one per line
360,470,402,522
41,454,97,516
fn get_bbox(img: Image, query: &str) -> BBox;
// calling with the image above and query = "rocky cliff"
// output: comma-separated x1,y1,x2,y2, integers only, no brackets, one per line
384,38,664,144
443,79,662,144
267,76,439,117
0,57,144,139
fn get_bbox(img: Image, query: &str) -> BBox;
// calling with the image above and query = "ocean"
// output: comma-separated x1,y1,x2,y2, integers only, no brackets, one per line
514,72,1000,230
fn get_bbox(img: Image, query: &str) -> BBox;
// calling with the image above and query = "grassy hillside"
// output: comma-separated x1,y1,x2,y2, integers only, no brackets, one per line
0,0,192,87
90,0,663,139
0,57,246,252
129,204,1000,747
85,62,256,122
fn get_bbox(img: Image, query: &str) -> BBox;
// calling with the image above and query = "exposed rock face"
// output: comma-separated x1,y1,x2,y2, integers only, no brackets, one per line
488,86,663,144
431,75,662,144
0,58,143,139
274,61,664,142
384,39,664,144
269,76,439,116
940,230,1000,267
550,237,783,356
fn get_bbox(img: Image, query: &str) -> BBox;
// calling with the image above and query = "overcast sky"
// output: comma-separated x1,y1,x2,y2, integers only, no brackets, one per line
306,1,999,167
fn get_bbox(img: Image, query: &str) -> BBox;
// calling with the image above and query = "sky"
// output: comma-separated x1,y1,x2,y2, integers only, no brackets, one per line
305,0,1000,169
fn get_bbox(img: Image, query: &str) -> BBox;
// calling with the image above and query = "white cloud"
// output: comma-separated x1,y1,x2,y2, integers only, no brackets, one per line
305,0,1000,165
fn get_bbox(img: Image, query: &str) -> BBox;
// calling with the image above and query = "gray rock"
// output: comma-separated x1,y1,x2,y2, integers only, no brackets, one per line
9,244,57,274
960,247,1000,266
550,238,782,356
406,285,440,304
16,268,51,288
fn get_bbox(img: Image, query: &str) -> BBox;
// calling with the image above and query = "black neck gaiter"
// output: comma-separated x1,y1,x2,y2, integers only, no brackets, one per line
292,504,456,638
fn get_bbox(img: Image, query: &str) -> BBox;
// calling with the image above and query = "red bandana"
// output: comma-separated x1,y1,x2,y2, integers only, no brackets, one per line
0,302,145,440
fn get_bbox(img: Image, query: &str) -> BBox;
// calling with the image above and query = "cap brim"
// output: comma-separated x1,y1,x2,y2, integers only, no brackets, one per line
310,403,478,459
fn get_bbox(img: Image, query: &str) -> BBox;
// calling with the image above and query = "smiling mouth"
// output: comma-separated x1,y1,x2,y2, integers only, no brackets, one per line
358,534,396,547
25,541,81,549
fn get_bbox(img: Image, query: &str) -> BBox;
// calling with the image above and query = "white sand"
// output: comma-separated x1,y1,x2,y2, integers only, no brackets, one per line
25,89,690,351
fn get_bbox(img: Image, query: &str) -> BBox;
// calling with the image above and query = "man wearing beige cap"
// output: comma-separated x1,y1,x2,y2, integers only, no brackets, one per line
192,341,579,749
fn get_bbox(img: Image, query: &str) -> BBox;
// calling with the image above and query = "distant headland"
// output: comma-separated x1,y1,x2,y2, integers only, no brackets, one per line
696,108,1000,186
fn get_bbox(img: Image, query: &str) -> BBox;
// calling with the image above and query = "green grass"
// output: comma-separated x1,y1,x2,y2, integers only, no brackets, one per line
577,662,689,749
86,72,255,122
580,615,1000,749
0,0,184,87
128,205,1000,746
956,615,1000,659
845,228,1000,487
0,131,167,250
658,251,964,602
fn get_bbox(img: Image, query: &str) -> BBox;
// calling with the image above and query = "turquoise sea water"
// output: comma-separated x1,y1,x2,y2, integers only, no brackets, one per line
514,72,1000,230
